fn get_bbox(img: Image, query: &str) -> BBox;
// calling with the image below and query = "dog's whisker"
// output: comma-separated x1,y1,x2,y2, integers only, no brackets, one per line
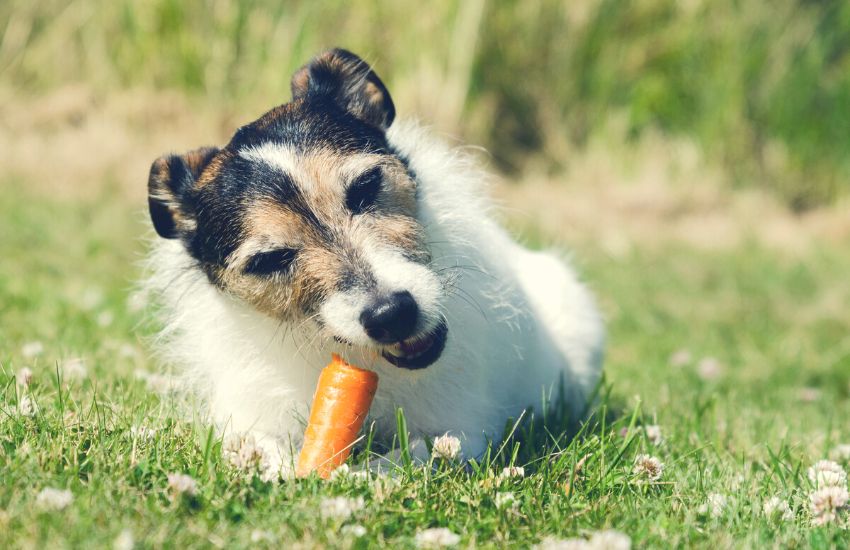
444,284,489,321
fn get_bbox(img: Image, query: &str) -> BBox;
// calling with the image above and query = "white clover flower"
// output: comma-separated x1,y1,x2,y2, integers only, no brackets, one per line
431,434,461,461
500,466,526,479
588,529,632,550
696,357,723,380
166,473,198,497
129,425,157,441
327,463,370,482
808,460,847,489
96,310,114,328
149,373,179,393
135,370,180,394
797,387,821,403
830,444,850,463
63,410,78,426
762,497,793,521
222,433,270,474
21,341,44,358
61,358,88,380
699,493,728,518
221,434,280,483
351,470,371,481
113,528,134,550
118,344,138,359
329,463,351,480
341,524,367,538
533,537,589,550
414,527,461,548
80,287,104,310
126,289,149,313
250,530,274,543
371,473,401,503
810,485,849,526
320,496,364,521
644,425,663,445
18,395,38,417
258,463,281,483
669,349,692,367
16,367,33,388
494,491,519,510
632,454,663,481
36,488,73,511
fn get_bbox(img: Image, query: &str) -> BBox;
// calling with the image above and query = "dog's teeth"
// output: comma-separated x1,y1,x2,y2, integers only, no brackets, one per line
384,346,403,358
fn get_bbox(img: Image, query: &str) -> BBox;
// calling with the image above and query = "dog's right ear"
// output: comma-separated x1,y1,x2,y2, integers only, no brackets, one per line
291,49,395,130
147,146,219,239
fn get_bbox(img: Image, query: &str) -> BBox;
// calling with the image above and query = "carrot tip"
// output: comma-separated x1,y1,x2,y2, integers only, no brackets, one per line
296,354,379,478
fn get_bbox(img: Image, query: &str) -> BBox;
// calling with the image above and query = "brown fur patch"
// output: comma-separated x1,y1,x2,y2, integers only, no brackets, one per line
364,81,386,107
194,150,226,188
242,200,317,247
183,147,219,177
214,148,426,321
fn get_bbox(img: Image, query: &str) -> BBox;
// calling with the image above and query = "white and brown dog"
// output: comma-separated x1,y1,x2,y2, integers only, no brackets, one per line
145,49,604,477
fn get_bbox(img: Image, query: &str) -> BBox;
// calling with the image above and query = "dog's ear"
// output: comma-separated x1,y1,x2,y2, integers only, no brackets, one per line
147,146,219,239
291,48,395,130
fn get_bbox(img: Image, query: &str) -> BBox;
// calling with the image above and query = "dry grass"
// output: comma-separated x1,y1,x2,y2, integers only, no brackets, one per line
497,127,850,256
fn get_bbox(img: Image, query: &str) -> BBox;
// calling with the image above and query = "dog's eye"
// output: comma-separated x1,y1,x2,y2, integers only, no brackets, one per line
346,167,382,214
244,248,297,276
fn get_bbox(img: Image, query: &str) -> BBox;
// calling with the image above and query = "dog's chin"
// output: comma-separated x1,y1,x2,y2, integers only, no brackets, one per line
380,319,448,370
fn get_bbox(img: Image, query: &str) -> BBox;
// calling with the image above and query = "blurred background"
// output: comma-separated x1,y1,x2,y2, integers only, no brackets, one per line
2,0,850,252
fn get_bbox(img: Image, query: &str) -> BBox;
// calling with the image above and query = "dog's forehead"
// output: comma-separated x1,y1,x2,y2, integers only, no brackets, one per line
242,141,384,195
229,100,388,154
188,101,398,266
205,101,391,199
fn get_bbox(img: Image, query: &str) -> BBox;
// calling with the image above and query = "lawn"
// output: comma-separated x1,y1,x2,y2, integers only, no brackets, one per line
2,185,849,549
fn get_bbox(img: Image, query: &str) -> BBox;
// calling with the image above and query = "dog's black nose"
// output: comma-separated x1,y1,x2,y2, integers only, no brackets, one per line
360,291,419,344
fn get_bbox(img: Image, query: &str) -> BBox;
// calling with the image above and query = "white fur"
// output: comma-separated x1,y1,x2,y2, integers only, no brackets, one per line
146,120,604,476
240,142,300,179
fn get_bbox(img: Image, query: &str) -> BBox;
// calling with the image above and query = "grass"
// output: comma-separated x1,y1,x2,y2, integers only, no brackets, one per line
2,187,850,548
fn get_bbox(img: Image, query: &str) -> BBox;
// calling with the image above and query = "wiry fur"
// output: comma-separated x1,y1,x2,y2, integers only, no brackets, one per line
145,118,605,476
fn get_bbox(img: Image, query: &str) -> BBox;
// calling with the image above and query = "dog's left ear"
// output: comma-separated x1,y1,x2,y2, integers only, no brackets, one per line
291,48,395,130
147,146,219,239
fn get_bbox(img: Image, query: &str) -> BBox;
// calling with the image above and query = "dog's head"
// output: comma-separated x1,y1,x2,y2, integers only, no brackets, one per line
148,49,447,369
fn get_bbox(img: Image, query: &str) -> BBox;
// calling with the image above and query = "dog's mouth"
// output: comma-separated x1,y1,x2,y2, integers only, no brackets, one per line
381,319,448,370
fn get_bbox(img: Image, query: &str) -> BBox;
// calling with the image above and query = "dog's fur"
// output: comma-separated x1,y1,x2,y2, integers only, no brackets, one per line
145,49,604,476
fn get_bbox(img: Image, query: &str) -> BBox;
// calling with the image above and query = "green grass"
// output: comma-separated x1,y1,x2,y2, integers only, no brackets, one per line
2,188,850,548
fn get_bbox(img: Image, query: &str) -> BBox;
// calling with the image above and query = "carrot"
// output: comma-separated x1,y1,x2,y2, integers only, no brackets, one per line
296,354,379,478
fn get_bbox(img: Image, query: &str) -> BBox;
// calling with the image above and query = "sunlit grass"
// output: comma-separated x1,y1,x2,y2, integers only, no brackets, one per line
2,189,850,547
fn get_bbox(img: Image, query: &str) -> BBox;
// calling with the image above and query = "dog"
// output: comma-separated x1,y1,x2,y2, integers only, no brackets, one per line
145,49,604,477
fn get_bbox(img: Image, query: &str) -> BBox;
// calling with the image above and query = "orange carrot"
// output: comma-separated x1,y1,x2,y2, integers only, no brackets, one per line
296,354,379,478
